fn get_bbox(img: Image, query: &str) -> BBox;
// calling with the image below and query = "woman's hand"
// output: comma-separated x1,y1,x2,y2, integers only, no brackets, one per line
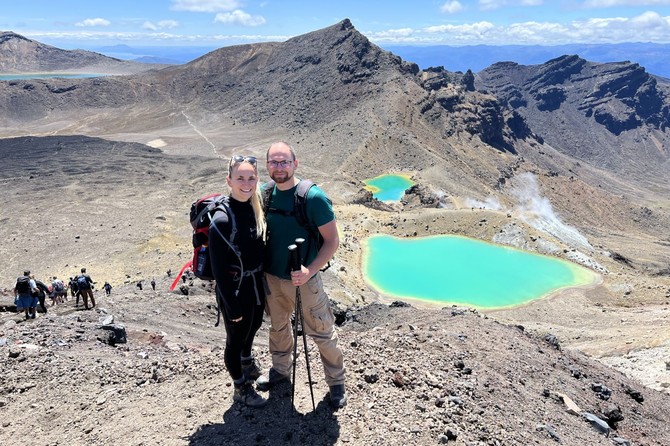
231,316,243,322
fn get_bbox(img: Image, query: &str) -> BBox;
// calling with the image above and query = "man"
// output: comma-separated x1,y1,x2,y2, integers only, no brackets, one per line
32,275,50,314
14,270,38,319
256,141,346,409
103,282,112,295
76,268,96,309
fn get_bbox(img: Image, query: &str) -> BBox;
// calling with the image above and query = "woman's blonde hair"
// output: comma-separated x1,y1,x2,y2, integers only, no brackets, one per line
228,157,266,239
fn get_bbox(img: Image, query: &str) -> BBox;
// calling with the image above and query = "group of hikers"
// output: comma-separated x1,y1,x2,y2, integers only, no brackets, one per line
12,268,99,318
206,141,346,410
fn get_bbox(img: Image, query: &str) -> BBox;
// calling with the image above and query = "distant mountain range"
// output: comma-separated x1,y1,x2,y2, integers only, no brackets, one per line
91,44,220,65
0,31,163,74
378,43,670,79
84,41,670,79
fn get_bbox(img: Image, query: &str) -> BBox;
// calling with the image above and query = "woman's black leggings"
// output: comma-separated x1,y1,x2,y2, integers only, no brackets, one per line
221,290,265,381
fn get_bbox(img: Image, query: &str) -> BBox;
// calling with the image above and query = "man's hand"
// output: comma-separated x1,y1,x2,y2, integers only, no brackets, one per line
291,265,311,287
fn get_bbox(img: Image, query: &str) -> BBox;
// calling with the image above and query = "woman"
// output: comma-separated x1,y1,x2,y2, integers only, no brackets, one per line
208,154,267,408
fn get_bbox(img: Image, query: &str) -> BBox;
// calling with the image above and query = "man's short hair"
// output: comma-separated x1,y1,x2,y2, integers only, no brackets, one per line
81,268,86,273
266,141,296,161
24,270,30,276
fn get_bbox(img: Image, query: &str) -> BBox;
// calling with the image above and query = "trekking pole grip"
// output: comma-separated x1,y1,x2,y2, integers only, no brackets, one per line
294,238,304,268
288,244,300,272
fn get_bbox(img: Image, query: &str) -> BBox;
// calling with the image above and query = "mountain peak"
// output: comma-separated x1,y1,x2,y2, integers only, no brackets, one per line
0,31,33,45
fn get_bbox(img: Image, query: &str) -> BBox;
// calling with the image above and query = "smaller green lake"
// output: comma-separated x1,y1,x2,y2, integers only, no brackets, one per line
364,234,598,309
364,174,414,201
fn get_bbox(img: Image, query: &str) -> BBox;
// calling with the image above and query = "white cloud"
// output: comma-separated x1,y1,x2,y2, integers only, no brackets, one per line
373,27,415,38
214,10,266,26
424,21,496,35
479,0,507,10
369,10,670,45
478,0,543,9
142,20,179,31
75,18,111,27
171,0,240,12
582,0,670,7
440,1,464,14
631,10,669,26
25,30,288,45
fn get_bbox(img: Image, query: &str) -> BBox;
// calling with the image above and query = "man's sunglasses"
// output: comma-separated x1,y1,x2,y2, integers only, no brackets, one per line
267,160,294,168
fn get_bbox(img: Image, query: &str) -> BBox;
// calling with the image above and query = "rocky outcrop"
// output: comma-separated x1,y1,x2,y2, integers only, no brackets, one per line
477,55,670,180
478,55,670,135
417,66,533,152
580,62,669,134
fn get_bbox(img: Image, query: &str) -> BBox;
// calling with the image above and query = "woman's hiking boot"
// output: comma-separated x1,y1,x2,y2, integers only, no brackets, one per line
241,358,262,382
233,383,267,408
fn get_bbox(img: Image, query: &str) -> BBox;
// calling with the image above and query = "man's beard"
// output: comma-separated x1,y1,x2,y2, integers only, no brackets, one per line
270,170,293,184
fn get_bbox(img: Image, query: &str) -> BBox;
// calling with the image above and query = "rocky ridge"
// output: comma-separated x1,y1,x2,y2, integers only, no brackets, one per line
476,55,670,184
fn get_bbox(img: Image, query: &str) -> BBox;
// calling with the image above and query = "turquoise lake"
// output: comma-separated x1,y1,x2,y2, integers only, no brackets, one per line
364,174,414,201
0,74,105,81
363,234,598,309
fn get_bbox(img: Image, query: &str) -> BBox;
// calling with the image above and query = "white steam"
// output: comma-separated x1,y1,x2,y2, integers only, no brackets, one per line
463,196,502,210
509,172,592,251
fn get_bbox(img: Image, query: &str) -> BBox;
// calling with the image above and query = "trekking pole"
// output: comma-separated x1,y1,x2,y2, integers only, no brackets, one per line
289,238,316,411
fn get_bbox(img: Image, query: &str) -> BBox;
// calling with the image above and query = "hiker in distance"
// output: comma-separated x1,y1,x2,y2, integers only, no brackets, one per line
209,154,267,408
32,274,51,315
76,268,96,309
14,270,38,320
256,141,347,409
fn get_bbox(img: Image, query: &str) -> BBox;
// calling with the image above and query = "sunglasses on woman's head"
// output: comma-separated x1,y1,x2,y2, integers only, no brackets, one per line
230,155,257,167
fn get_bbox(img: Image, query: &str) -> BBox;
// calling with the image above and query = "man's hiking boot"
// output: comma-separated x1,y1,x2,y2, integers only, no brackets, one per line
255,368,290,391
241,358,262,382
233,383,267,408
329,384,347,409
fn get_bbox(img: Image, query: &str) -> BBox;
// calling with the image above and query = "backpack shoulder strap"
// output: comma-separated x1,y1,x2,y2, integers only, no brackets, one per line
262,180,276,215
210,196,238,249
294,179,316,228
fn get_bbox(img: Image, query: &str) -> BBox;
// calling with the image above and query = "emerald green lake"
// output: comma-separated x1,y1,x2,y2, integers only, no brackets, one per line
364,174,414,201
364,234,598,308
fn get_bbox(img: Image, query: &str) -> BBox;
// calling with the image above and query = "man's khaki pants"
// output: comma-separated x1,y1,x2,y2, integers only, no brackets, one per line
264,273,345,386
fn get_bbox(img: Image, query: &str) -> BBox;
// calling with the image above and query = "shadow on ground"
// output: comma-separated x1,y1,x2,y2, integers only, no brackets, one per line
187,382,341,445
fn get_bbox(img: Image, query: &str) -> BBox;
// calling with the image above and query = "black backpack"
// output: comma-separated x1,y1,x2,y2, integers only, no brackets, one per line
190,193,250,327
15,276,31,294
77,275,90,290
262,179,331,272
189,194,238,281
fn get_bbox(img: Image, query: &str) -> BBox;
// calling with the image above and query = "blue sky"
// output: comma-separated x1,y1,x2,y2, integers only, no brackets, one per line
2,0,670,49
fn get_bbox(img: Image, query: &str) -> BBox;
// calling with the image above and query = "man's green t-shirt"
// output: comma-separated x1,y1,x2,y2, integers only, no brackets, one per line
264,181,335,279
